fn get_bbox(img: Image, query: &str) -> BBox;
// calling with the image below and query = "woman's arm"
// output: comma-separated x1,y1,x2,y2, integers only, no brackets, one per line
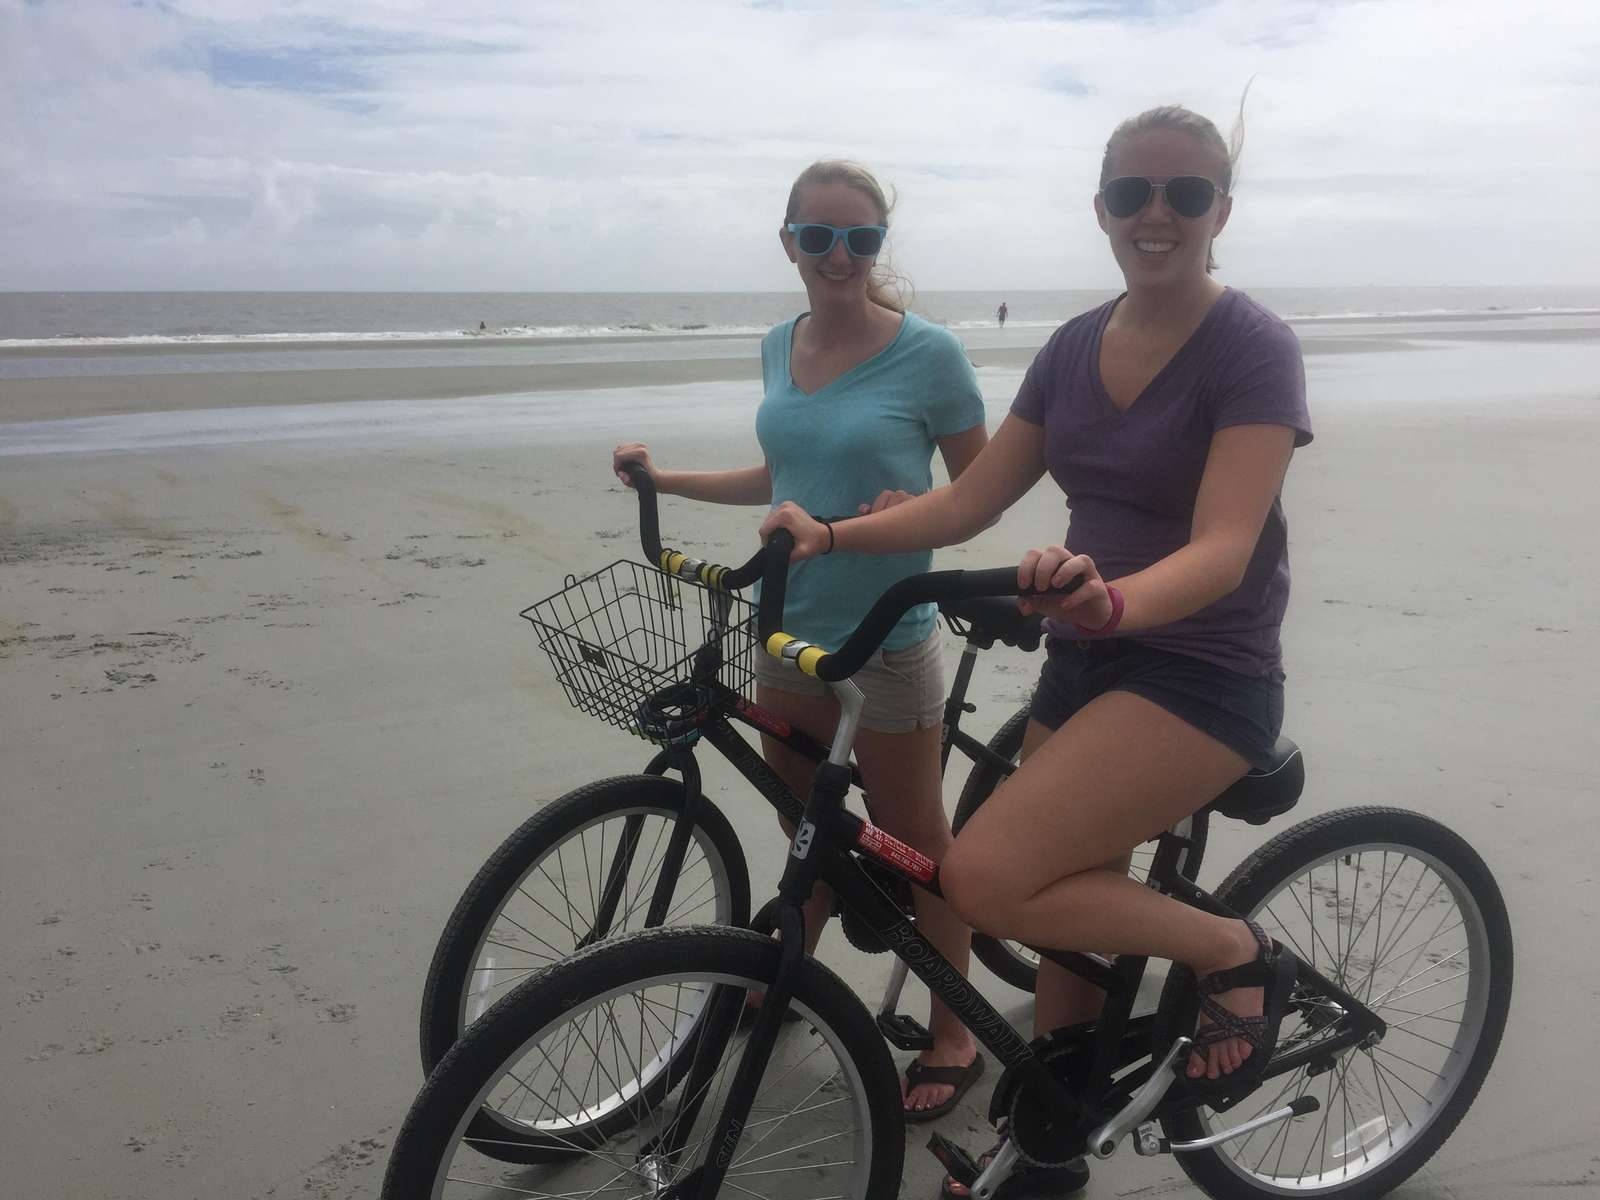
937,423,989,481
1021,423,1297,629
657,465,772,505
613,443,772,506
761,414,1044,557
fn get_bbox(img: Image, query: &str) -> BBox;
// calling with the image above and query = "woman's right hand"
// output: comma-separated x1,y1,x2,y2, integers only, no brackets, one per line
612,442,657,487
759,501,832,561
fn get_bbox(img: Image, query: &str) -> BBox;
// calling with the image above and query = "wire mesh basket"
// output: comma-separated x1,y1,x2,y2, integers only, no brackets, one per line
521,559,756,734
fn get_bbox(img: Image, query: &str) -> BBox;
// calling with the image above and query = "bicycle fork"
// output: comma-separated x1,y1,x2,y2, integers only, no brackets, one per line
579,749,706,949
657,683,866,1198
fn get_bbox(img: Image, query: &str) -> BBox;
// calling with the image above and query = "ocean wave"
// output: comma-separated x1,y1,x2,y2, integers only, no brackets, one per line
0,322,772,349
3,306,1595,350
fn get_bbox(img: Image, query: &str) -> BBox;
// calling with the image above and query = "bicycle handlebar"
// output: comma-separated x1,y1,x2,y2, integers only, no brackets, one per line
621,461,1081,683
763,560,1082,682
623,463,769,590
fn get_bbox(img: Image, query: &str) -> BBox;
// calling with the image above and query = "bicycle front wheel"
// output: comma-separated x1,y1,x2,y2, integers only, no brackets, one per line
385,926,904,1200
1157,806,1512,1199
419,775,750,1074
953,706,1208,991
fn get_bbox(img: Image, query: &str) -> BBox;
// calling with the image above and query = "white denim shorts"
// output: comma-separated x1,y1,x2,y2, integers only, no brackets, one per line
752,630,946,734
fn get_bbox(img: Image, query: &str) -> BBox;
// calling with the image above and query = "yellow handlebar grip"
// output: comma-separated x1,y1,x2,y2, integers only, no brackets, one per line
662,550,687,576
796,645,828,677
766,632,795,658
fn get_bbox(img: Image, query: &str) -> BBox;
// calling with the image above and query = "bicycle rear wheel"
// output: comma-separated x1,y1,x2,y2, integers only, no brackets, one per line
419,775,750,1074
953,706,1208,991
1157,807,1512,1199
384,926,903,1200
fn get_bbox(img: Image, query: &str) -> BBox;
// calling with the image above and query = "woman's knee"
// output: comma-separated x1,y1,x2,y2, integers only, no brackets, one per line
939,835,1017,936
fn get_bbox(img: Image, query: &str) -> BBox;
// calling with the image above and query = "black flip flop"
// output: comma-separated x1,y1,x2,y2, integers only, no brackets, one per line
903,1053,986,1123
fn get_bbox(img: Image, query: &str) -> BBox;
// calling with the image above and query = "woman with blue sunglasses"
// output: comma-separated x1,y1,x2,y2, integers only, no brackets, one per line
765,104,1314,1198
613,159,992,1121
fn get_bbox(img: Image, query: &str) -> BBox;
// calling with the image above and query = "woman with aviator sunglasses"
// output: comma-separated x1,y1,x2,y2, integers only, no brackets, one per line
612,159,991,1121
762,105,1313,1199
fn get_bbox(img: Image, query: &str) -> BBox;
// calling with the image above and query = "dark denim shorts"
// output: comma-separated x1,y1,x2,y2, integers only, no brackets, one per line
1028,637,1285,769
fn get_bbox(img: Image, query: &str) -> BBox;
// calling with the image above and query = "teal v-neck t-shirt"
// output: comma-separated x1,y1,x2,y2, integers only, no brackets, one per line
756,311,985,653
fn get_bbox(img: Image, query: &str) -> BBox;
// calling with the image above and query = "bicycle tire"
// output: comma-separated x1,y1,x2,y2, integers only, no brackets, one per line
384,925,904,1199
418,775,750,1075
952,705,1208,991
1155,806,1512,1199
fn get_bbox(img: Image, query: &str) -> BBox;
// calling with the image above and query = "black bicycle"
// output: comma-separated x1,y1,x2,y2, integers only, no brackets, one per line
416,468,1207,1075
388,519,1511,1200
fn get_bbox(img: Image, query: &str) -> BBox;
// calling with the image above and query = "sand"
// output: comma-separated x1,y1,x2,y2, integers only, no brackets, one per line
3,326,1598,1197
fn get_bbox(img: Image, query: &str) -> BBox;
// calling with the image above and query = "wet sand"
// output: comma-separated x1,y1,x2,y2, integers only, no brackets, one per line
2,328,1598,1196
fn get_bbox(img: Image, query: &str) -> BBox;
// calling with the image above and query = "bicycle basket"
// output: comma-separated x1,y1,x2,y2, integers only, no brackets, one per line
520,559,756,734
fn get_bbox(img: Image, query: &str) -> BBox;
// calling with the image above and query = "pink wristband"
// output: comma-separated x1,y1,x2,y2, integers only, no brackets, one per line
1073,584,1124,637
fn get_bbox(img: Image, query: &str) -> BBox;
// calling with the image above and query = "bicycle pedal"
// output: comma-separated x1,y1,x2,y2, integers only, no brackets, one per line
925,1132,980,1187
877,1012,934,1050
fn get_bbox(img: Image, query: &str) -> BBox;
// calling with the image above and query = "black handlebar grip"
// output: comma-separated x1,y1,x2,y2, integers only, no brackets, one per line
623,463,662,562
757,528,795,644
813,566,1086,681
958,565,1086,601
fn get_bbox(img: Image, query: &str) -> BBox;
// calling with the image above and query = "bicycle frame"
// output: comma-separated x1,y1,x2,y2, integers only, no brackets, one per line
664,712,1391,1195
583,623,1016,948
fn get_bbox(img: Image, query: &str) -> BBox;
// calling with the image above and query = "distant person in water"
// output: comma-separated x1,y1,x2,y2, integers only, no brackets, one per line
997,301,1008,326
478,321,487,331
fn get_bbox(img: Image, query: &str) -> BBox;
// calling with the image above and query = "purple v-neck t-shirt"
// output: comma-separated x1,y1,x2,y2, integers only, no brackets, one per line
1011,288,1312,678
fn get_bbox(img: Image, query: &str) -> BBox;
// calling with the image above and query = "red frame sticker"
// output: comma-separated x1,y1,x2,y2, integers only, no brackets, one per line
735,697,792,738
855,823,937,884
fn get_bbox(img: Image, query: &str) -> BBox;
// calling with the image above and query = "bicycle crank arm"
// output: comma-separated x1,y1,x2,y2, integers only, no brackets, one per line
1087,1037,1189,1158
1137,1095,1322,1155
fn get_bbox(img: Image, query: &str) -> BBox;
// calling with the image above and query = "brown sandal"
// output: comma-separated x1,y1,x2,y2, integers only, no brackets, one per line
1186,918,1299,1097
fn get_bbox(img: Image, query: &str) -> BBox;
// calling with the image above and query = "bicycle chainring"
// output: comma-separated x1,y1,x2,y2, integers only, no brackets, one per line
998,1026,1107,1168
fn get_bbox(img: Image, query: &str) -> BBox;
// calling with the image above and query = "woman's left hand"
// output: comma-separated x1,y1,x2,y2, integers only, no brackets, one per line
858,489,916,515
1017,545,1115,628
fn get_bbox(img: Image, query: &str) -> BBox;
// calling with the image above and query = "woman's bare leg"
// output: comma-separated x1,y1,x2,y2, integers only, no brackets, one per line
942,691,1263,1080
853,722,978,1114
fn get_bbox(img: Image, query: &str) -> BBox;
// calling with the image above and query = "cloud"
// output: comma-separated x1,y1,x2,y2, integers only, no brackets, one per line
0,0,1596,289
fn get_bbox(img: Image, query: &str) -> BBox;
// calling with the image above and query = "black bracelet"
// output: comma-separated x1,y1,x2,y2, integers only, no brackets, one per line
819,518,835,555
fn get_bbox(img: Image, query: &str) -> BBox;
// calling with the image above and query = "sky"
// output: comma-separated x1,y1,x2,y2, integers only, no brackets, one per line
2,0,1597,292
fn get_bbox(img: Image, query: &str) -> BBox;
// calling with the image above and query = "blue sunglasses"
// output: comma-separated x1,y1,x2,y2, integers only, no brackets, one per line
786,223,887,258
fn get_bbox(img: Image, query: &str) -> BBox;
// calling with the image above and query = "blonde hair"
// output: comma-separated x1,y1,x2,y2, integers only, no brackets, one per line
1099,87,1250,272
784,159,912,313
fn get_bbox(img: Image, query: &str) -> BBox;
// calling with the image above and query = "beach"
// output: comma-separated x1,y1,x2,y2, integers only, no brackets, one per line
3,307,1599,1197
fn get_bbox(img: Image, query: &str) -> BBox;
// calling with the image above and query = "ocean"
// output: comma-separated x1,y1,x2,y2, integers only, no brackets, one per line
4,287,1600,347
4,287,1598,457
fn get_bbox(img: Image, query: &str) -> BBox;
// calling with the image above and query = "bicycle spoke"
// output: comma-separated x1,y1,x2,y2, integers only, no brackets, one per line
1385,1021,1460,1054
1383,998,1465,1029
617,816,674,927
1376,966,1472,1009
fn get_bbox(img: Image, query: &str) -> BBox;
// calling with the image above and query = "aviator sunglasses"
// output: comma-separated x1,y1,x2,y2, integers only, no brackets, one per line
1100,175,1221,220
786,223,887,258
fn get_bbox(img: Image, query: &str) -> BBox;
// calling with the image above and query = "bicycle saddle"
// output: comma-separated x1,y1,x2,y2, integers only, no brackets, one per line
1207,737,1304,825
940,596,1045,652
